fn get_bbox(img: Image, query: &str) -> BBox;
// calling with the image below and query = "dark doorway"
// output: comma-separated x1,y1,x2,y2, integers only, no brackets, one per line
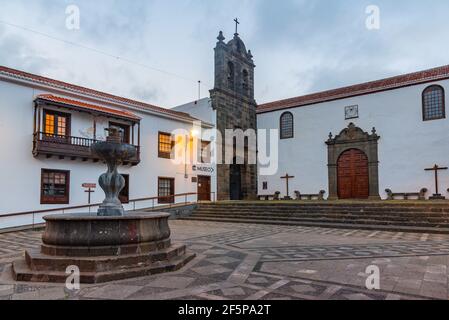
337,149,369,199
119,174,129,204
230,164,242,200
197,176,211,201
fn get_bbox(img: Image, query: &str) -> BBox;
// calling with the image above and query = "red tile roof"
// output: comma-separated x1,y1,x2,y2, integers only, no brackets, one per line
258,65,449,114
36,94,141,121
0,65,196,121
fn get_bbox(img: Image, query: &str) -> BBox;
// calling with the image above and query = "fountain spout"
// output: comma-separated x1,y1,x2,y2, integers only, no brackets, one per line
91,127,137,216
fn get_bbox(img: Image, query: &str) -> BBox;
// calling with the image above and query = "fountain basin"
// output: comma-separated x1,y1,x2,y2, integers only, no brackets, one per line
12,212,196,284
43,212,170,247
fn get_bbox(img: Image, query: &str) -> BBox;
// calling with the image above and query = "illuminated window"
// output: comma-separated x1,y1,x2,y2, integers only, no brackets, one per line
41,169,70,204
158,132,174,159
43,110,70,137
423,85,445,121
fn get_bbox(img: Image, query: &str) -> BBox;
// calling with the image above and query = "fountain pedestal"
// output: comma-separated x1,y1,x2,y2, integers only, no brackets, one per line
12,129,195,284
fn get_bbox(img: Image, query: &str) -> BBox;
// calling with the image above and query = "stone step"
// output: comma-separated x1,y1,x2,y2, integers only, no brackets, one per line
191,212,449,223
181,216,449,234
188,213,449,228
199,203,449,208
195,206,449,213
25,243,187,273
193,210,449,218
13,251,196,284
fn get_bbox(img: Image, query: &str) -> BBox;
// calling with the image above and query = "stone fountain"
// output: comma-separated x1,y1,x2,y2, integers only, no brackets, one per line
12,128,195,284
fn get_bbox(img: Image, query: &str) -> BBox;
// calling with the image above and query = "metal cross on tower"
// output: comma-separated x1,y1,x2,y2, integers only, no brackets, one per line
234,18,240,34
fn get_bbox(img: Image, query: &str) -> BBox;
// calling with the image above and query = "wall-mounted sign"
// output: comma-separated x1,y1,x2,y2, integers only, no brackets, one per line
82,183,97,189
192,165,215,174
345,105,359,120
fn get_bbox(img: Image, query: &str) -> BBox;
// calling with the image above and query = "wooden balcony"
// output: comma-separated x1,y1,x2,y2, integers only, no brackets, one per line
33,132,141,166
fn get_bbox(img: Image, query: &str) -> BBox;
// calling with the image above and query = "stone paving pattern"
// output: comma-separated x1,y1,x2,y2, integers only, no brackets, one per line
1,221,449,300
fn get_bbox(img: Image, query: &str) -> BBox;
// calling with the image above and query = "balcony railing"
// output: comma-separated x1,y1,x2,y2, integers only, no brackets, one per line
33,132,141,165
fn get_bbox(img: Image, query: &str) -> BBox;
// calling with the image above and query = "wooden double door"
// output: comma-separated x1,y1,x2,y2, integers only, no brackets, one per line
337,149,369,199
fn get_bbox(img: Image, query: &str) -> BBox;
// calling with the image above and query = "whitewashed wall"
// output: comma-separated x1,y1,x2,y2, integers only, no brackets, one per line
0,80,216,229
257,80,449,200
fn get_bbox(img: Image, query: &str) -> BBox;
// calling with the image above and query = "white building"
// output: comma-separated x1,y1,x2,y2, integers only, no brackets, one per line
257,65,449,201
0,66,216,230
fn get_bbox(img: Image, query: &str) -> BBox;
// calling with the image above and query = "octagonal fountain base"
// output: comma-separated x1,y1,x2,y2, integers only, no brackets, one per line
12,212,195,284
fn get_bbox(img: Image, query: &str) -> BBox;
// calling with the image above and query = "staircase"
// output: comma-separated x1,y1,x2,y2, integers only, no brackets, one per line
181,202,449,234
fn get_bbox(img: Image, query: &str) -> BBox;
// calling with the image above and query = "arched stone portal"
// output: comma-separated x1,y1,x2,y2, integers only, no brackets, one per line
326,123,381,200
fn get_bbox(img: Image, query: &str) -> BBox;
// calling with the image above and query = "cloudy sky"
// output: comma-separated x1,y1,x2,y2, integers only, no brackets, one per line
1,0,449,108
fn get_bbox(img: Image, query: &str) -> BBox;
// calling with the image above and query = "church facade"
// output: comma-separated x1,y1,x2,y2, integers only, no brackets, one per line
257,66,449,200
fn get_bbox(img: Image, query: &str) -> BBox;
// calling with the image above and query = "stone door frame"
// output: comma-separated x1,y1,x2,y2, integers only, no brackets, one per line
326,123,381,200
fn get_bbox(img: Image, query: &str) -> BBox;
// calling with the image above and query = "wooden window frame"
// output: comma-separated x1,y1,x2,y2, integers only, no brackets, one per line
40,169,70,205
158,132,174,159
280,112,294,140
422,85,446,122
43,109,71,138
158,177,175,204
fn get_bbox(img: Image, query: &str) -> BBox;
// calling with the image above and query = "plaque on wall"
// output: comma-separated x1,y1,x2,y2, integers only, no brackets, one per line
345,105,359,120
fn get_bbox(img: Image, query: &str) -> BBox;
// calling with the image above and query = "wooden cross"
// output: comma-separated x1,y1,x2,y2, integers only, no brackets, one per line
85,188,95,204
425,164,448,196
281,173,295,199
234,18,240,34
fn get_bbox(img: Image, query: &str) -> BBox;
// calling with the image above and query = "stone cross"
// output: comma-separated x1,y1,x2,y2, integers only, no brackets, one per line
281,173,295,199
234,18,240,34
425,164,448,199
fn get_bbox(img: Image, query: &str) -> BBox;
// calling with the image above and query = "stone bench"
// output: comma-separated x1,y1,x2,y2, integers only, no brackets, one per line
385,188,428,201
294,190,326,201
258,192,281,201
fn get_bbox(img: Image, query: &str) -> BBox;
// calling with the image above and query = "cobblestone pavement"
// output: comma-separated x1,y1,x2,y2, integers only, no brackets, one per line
1,221,449,300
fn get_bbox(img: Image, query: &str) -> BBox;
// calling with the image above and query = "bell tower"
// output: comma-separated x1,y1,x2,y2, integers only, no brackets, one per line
210,23,258,201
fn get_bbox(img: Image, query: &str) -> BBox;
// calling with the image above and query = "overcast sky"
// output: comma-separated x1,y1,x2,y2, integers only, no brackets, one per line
1,0,449,108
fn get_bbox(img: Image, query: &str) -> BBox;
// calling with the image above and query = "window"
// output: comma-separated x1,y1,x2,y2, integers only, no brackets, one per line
43,110,71,138
423,85,445,121
228,61,235,89
201,140,211,164
158,177,175,204
262,182,268,190
280,112,294,139
109,122,130,144
41,169,70,204
158,132,174,159
243,69,249,93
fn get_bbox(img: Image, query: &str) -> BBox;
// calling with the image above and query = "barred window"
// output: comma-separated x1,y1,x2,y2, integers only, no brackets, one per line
158,132,174,159
280,112,294,139
158,177,174,204
41,169,70,204
423,85,445,121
